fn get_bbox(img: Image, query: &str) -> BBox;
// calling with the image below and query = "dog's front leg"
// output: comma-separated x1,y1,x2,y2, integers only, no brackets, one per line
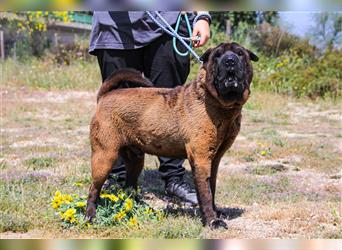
189,156,228,230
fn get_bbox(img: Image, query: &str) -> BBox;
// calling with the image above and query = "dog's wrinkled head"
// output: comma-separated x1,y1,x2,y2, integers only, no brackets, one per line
200,42,258,107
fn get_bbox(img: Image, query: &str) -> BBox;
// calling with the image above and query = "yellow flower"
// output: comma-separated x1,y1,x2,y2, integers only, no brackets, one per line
51,191,74,209
108,194,119,202
51,191,63,209
260,150,267,156
76,201,86,208
100,193,108,198
113,210,126,221
51,199,62,209
118,190,125,200
61,194,73,203
62,208,77,223
156,210,164,220
144,207,153,215
74,182,83,187
100,193,119,202
124,198,133,211
276,62,284,68
128,216,138,227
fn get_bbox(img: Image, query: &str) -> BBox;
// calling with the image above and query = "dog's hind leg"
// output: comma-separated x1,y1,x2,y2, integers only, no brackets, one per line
86,148,119,222
121,147,144,189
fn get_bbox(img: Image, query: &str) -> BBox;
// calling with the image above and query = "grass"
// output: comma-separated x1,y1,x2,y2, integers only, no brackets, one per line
0,58,341,238
2,58,100,90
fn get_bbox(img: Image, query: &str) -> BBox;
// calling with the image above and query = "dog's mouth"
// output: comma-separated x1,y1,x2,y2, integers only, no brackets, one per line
216,70,245,99
224,71,239,89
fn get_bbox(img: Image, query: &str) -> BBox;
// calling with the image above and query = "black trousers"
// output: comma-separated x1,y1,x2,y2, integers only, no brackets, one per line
94,33,190,182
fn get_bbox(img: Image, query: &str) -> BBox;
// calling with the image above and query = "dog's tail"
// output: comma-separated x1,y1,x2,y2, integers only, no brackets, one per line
97,68,153,102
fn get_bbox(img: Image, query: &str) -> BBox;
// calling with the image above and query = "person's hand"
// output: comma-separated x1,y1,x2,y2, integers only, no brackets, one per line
192,19,210,48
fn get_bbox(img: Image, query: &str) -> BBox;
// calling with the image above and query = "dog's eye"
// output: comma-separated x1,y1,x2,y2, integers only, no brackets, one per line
237,50,244,56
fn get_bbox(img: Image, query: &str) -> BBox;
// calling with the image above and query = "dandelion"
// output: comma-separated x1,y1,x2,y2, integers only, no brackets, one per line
128,216,138,227
124,198,133,211
113,210,126,221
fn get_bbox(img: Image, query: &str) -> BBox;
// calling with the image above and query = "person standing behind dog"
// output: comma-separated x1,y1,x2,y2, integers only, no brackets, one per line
89,11,211,205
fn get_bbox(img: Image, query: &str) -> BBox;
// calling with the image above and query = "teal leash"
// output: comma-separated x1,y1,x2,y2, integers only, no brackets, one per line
172,12,193,57
146,11,203,63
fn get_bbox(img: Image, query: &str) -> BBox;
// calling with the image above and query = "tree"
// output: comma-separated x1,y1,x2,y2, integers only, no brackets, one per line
211,11,278,32
308,12,342,51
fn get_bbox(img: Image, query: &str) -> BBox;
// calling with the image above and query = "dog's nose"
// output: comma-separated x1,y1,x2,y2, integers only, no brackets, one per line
225,57,235,67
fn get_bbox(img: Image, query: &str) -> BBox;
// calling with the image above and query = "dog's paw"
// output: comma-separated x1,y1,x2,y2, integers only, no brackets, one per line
85,205,96,223
209,218,228,230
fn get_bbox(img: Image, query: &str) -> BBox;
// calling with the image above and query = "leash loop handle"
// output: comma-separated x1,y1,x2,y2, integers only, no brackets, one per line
172,12,192,57
146,11,203,64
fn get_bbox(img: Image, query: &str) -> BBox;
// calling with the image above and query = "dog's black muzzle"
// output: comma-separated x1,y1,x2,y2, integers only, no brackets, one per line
215,52,245,97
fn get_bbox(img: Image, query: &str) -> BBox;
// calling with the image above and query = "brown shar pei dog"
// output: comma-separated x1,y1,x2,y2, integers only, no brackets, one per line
86,42,258,229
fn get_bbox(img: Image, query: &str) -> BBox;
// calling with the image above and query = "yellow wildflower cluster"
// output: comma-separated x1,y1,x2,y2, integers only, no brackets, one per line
51,191,73,209
52,11,70,23
100,193,119,202
16,11,70,34
52,187,164,228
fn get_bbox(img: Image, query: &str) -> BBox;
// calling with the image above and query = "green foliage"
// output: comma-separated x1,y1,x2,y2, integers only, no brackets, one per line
0,161,8,170
253,47,342,99
25,157,56,170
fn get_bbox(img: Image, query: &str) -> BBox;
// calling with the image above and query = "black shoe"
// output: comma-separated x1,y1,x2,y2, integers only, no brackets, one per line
165,179,198,206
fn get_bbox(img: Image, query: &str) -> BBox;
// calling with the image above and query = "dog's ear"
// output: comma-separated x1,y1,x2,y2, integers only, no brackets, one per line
200,48,213,63
247,49,259,62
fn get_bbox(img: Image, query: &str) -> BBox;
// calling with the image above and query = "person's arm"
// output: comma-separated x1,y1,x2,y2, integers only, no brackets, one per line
192,11,211,48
